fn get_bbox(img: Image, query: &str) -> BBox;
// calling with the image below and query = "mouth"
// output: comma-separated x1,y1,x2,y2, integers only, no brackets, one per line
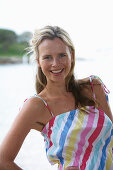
50,69,64,74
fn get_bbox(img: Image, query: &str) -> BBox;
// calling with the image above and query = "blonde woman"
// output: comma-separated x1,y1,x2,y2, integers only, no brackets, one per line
0,26,113,170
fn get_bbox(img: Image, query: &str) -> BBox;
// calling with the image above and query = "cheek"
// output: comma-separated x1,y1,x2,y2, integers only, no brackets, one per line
39,60,47,68
40,62,49,73
65,59,72,68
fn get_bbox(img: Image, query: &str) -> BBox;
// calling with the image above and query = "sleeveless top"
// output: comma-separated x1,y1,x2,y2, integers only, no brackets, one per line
31,75,113,170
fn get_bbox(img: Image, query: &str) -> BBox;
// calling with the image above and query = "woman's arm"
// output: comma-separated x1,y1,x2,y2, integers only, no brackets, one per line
0,161,22,170
93,78,113,123
0,97,44,170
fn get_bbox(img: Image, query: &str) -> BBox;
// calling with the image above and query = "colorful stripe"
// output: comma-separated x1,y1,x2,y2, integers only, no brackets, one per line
56,110,76,166
72,106,95,167
48,112,69,160
98,128,113,170
87,118,112,169
48,117,55,148
80,108,105,170
42,108,113,170
64,109,85,168
105,129,113,169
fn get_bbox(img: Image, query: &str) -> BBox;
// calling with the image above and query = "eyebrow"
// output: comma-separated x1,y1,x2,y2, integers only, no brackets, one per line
41,54,51,58
41,52,67,57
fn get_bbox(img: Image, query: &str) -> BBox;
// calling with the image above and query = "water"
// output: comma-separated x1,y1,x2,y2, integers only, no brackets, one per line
0,58,113,170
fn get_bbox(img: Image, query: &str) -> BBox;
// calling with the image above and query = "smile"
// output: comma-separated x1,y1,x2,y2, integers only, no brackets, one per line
51,69,64,74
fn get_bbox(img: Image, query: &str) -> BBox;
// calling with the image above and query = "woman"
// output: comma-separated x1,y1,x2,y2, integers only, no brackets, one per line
0,26,113,170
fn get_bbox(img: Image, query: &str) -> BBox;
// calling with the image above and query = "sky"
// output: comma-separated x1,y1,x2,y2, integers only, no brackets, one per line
1,0,113,59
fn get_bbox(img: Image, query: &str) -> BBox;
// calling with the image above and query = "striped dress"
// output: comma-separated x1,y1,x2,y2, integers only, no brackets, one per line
36,76,113,170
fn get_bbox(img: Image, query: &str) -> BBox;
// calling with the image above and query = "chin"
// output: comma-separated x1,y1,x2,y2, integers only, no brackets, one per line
50,78,65,83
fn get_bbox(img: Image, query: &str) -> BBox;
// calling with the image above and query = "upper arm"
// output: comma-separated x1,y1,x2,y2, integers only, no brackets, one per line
0,97,43,162
92,77,113,123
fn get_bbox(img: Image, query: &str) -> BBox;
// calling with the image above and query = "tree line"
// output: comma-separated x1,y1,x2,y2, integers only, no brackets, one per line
0,29,32,57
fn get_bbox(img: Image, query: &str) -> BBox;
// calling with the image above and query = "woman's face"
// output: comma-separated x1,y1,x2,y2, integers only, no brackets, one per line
38,38,73,84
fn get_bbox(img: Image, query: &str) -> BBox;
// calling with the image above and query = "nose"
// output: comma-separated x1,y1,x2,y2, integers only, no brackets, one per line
51,57,60,66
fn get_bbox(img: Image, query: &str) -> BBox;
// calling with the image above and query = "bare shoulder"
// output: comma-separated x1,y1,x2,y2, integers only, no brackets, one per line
78,76,101,85
91,77,113,122
91,77,108,104
78,76,113,122
78,76,102,93
19,96,47,131
77,76,93,97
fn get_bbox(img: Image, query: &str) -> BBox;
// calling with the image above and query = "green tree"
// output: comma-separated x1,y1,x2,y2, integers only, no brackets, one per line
0,29,17,52
0,28,32,57
0,29,17,42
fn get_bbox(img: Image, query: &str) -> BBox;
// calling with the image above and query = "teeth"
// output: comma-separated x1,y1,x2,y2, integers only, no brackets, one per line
51,69,62,73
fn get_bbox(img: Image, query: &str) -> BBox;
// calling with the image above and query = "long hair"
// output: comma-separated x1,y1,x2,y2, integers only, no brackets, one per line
30,25,96,108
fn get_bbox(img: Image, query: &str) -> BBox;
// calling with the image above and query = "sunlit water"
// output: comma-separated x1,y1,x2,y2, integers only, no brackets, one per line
0,57,113,170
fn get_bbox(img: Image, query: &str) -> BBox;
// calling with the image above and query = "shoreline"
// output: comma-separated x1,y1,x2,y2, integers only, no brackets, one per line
0,56,86,64
0,56,23,64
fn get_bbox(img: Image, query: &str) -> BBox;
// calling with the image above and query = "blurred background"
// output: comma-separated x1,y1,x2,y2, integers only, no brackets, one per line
0,0,113,169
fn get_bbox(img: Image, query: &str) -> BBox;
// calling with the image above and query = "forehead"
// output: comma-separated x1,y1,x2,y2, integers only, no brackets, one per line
38,38,69,54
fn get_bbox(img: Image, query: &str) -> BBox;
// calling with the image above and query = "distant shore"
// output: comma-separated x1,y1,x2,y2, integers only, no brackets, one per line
0,56,23,64
0,56,86,64
0,55,31,64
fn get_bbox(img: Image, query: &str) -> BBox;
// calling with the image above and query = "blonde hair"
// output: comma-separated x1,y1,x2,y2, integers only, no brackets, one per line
30,25,75,93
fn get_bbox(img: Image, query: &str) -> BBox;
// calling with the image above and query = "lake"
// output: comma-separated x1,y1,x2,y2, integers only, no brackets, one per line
0,57,113,170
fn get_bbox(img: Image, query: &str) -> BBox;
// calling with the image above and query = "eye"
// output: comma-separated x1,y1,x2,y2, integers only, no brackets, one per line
59,53,66,58
43,55,51,60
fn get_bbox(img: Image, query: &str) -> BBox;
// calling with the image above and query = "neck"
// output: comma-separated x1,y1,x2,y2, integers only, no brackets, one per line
45,81,68,97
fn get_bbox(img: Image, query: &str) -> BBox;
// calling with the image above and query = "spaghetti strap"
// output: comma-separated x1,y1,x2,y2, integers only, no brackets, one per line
89,75,96,101
34,94,54,117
